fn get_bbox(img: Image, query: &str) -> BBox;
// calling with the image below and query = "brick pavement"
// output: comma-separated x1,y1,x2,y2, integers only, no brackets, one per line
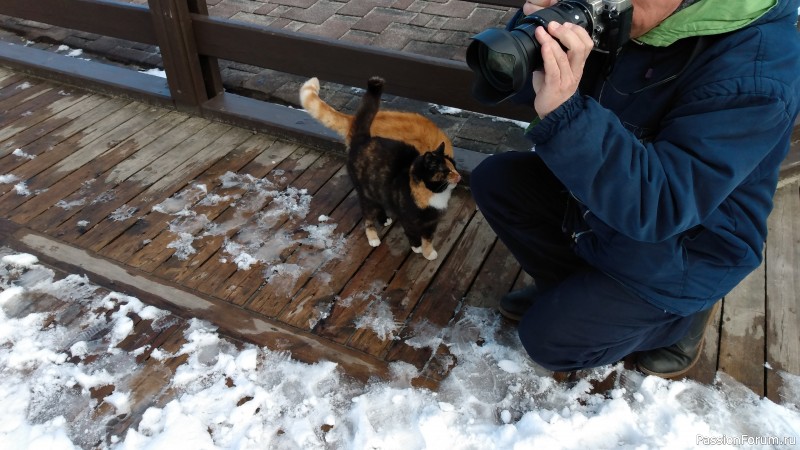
0,0,532,155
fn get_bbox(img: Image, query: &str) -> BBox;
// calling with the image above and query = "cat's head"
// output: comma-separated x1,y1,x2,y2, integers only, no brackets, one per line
412,143,461,193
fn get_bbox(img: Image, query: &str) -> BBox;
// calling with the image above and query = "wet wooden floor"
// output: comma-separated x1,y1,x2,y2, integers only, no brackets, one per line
0,67,798,404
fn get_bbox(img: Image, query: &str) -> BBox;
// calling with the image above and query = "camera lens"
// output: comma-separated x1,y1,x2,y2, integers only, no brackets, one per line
466,1,593,105
480,46,516,91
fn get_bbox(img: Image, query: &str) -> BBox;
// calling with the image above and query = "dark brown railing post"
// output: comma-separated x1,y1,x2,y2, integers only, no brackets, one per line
186,0,224,99
148,0,221,112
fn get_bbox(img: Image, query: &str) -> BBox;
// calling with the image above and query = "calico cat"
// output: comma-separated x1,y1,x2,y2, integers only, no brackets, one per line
343,76,460,260
299,77,454,158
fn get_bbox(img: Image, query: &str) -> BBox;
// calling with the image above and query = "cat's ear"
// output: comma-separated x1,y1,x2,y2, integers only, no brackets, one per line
434,142,445,156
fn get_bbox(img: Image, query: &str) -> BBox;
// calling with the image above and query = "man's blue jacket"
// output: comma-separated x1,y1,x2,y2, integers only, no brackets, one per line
523,0,800,315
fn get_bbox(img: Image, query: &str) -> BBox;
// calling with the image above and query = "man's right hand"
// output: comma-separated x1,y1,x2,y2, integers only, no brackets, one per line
531,21,594,119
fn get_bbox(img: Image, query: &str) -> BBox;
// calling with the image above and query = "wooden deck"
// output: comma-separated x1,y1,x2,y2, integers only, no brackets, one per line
1,68,798,406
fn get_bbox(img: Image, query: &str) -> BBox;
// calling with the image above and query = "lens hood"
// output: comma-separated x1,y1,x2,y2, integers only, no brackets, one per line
467,28,537,105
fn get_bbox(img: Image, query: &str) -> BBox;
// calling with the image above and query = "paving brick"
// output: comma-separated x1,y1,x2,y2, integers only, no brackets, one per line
444,30,472,45
298,15,359,40
209,0,263,18
430,30,455,44
283,20,306,32
409,13,435,27
340,29,378,46
421,0,475,18
337,0,395,17
282,0,344,26
442,7,508,32
457,115,509,145
253,3,280,15
243,68,301,97
391,0,416,10
372,22,430,51
405,0,428,13
267,17,294,29
112,46,163,68
351,8,417,34
270,0,318,8
231,11,273,26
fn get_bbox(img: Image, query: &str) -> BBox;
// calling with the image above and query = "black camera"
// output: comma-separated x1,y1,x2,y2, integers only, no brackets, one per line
466,0,633,105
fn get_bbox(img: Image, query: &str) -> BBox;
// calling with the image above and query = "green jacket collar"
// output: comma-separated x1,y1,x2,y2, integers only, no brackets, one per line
636,0,778,47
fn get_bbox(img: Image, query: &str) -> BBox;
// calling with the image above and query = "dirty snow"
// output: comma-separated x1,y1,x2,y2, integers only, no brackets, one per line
1,252,799,449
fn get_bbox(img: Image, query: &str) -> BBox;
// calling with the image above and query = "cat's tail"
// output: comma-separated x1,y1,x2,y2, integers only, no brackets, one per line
350,77,384,143
299,77,352,140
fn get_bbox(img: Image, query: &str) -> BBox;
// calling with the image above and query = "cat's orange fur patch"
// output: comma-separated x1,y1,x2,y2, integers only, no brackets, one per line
300,77,454,158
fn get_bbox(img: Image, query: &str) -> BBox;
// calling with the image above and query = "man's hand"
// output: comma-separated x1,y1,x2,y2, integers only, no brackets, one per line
532,21,594,119
523,0,557,15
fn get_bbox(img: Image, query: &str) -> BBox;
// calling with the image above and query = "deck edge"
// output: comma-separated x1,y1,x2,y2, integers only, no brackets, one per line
0,218,391,384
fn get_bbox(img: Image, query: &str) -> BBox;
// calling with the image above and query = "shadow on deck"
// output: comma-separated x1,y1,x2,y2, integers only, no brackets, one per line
0,68,798,407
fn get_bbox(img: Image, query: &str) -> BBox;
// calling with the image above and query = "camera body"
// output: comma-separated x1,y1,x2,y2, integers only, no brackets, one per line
466,0,633,105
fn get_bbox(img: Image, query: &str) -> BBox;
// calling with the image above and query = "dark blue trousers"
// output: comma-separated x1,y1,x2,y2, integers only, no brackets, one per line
471,151,695,371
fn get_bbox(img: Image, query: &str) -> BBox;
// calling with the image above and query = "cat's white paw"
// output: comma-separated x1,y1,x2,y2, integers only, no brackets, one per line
423,249,438,260
383,218,393,227
411,246,422,253
369,238,381,247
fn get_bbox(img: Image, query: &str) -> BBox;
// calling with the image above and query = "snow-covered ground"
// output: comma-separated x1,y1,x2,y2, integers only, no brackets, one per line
1,252,799,450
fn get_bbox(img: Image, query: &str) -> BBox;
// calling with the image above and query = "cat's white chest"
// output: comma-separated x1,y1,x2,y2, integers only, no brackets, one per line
428,187,453,210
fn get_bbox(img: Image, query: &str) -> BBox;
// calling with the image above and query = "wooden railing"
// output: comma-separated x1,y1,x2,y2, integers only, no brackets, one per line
0,0,798,176
0,0,536,167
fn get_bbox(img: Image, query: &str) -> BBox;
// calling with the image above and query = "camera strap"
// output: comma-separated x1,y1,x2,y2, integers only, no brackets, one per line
604,35,709,96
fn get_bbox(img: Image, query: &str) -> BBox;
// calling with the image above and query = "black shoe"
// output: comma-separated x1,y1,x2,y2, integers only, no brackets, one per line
499,284,542,321
636,302,719,378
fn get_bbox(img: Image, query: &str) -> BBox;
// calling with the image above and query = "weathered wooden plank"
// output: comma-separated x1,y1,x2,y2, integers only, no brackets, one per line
101,324,191,443
233,166,354,311
176,147,320,290
0,99,139,204
258,192,398,319
717,263,766,396
218,153,346,304
119,141,304,270
384,208,496,379
8,105,170,226
765,181,800,403
0,73,23,89
304,223,412,333
3,222,392,385
0,93,102,161
682,300,722,386
0,79,50,109
245,189,363,317
0,98,130,210
52,121,244,245
187,146,329,296
86,133,276,255
463,239,520,308
28,112,191,234
0,87,76,132
342,190,477,356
